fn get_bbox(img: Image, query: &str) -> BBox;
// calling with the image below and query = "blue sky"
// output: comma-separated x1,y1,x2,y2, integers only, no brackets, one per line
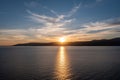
0,0,120,45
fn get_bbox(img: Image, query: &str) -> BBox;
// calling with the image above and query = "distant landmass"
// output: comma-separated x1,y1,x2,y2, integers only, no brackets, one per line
14,37,120,46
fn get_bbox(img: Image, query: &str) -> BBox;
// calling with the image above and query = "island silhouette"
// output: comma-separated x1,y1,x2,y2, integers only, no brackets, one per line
14,37,120,46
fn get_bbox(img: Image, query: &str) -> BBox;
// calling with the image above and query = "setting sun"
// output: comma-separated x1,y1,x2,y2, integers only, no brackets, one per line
59,37,65,43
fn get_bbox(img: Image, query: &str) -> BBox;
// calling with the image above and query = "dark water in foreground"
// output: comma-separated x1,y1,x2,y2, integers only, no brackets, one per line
0,46,120,80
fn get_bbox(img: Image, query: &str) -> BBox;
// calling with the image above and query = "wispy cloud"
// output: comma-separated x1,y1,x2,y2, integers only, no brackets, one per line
84,0,104,7
0,17,120,45
66,3,81,17
26,4,79,37
0,2,120,45
83,18,120,32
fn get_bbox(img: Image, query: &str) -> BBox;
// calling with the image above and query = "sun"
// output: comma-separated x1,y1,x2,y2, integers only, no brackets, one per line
59,37,66,43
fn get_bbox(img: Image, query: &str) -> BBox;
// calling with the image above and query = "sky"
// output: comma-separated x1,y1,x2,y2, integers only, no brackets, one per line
0,0,120,45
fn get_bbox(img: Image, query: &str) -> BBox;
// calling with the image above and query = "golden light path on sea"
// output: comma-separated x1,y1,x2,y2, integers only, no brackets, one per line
54,46,71,80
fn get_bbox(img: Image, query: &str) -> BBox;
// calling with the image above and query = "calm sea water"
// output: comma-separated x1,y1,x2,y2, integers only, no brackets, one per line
0,46,120,80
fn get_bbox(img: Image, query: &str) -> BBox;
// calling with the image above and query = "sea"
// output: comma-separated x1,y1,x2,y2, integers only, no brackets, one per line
0,46,120,80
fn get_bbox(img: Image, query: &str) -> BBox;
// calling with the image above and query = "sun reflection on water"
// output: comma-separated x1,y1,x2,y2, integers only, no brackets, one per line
54,46,71,80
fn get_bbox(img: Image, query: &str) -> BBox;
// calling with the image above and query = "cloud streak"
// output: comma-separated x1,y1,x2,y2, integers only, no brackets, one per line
66,3,81,17
0,3,120,45
1,17,120,45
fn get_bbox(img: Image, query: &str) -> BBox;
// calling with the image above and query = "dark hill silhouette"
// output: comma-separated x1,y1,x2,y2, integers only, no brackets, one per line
14,37,120,46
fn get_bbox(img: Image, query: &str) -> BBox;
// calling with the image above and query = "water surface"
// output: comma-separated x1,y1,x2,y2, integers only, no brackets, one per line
0,46,120,80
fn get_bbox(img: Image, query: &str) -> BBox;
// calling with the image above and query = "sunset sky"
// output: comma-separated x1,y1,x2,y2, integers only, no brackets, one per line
0,0,120,45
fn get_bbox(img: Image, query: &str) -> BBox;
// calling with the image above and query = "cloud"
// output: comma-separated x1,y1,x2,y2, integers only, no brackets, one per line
0,17,120,45
0,3,120,45
26,6,76,37
66,3,81,17
42,6,59,17
105,18,120,26
83,18,120,32
26,3,81,30
84,0,104,8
